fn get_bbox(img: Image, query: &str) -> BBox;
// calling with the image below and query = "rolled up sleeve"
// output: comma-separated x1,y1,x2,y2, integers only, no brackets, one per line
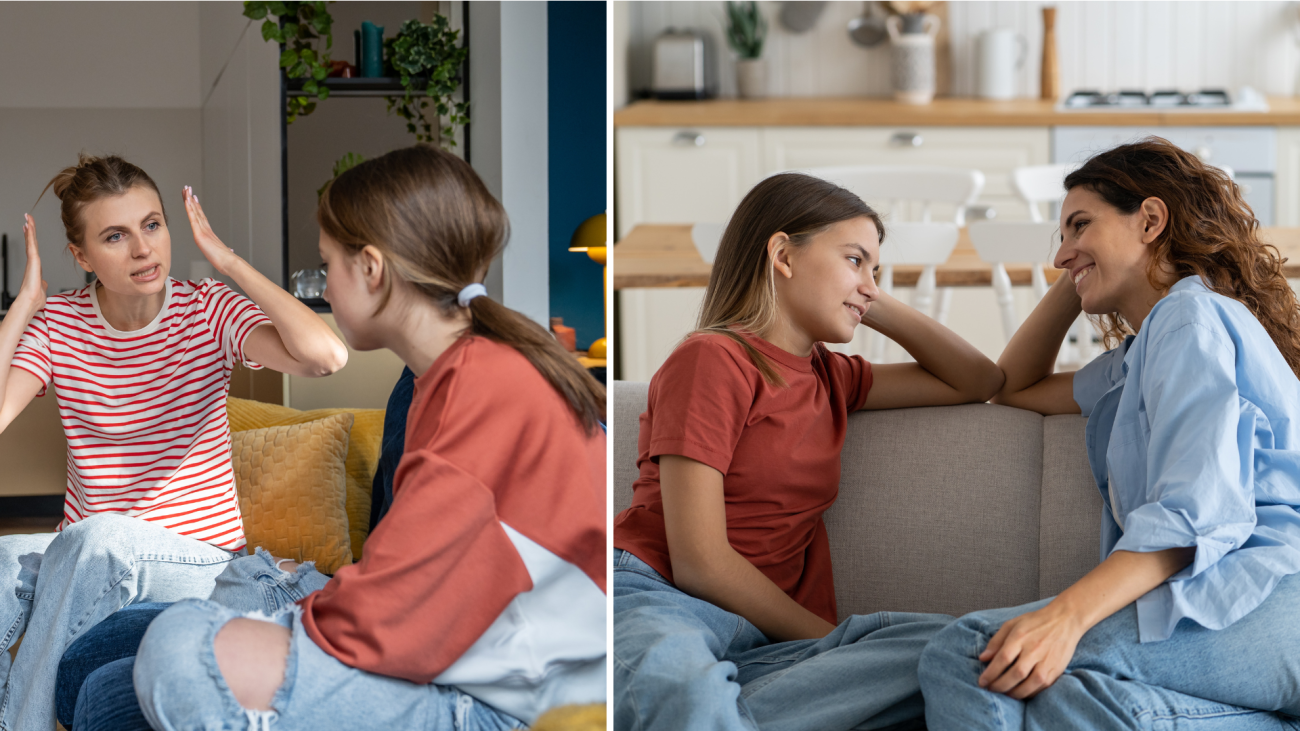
1111,322,1256,579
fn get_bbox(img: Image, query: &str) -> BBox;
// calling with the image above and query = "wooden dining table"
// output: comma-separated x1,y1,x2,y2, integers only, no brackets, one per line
614,224,1300,290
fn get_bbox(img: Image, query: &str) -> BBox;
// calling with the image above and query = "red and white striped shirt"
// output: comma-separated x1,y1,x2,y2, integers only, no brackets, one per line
11,278,270,551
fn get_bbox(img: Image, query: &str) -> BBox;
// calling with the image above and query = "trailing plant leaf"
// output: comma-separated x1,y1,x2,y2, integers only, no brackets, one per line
244,1,334,122
725,1,766,60
382,17,470,147
317,152,365,198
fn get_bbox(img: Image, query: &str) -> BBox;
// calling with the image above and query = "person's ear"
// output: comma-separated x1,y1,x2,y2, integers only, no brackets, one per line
1139,197,1168,245
68,243,92,273
359,245,386,293
767,232,794,279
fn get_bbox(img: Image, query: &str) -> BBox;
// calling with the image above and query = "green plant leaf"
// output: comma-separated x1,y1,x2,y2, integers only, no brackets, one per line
280,49,299,67
244,3,269,21
262,19,280,42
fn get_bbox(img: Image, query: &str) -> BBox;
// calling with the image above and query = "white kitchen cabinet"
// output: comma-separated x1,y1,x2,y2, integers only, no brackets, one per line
761,127,1051,222
615,127,763,239
1276,127,1300,226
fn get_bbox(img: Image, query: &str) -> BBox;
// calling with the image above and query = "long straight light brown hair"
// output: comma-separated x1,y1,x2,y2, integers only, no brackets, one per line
318,145,605,431
693,172,884,386
1064,137,1300,377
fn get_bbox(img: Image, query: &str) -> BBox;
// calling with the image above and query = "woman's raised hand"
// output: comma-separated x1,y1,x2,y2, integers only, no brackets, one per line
183,186,238,276
17,214,47,313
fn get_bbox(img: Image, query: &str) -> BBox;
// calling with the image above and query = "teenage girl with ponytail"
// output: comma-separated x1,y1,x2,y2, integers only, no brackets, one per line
129,145,607,730
613,172,1004,730
0,155,347,730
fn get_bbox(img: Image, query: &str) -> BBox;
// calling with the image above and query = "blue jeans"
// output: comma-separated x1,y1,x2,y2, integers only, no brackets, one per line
54,602,169,730
133,599,525,731
0,514,238,731
63,549,333,730
613,548,952,731
918,571,1300,730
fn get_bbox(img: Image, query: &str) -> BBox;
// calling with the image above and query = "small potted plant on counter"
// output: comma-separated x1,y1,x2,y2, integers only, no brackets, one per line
725,1,767,99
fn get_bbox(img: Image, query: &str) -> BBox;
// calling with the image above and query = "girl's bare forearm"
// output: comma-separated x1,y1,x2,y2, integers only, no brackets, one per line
674,544,837,642
862,293,1003,399
224,257,346,373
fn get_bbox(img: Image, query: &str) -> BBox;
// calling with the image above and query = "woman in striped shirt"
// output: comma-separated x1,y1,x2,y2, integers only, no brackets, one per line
0,154,348,730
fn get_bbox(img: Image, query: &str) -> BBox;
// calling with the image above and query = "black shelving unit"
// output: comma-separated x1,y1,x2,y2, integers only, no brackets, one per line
287,77,429,97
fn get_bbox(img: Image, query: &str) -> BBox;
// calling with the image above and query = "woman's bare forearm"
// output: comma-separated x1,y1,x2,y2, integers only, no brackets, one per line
224,257,346,375
0,298,40,419
861,292,1003,401
1049,547,1194,634
995,274,1081,398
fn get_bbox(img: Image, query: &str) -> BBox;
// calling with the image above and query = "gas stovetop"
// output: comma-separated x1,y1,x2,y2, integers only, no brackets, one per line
1058,87,1268,112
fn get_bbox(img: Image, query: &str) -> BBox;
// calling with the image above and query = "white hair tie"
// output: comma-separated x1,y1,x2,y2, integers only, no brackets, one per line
457,283,488,307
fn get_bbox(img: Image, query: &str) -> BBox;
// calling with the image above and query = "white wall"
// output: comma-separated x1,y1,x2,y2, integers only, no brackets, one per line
0,2,201,108
0,2,204,297
470,1,550,328
620,1,1300,101
198,4,282,289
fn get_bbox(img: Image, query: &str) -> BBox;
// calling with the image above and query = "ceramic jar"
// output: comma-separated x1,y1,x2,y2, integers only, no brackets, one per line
736,58,767,99
886,12,940,105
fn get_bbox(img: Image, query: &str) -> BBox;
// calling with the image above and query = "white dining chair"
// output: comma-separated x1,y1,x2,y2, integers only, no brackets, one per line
794,165,984,361
967,221,1059,342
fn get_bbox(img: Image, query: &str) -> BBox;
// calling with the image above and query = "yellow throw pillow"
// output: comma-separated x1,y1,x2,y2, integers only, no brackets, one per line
227,398,385,560
231,413,354,574
532,704,606,731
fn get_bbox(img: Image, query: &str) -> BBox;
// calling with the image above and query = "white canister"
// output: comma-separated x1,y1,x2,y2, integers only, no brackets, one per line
887,13,940,105
977,28,1027,100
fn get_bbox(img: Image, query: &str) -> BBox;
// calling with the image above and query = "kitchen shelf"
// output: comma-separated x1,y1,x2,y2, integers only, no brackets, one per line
286,77,430,97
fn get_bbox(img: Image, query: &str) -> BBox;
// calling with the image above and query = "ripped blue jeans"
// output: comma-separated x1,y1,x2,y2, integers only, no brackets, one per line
132,552,525,731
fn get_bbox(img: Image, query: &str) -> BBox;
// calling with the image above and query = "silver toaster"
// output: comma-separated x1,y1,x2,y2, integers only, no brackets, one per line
652,29,715,100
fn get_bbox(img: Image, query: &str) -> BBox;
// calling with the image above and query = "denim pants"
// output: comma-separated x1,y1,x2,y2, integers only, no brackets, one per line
0,514,238,731
613,548,953,731
918,571,1300,730
133,599,525,731
62,549,333,731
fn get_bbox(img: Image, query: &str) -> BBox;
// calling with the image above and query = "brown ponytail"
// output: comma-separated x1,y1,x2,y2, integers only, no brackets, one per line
317,144,605,431
37,153,165,246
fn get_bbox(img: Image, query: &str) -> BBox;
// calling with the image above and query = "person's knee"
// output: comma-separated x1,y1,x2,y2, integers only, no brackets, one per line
918,614,989,684
134,599,227,728
48,514,142,561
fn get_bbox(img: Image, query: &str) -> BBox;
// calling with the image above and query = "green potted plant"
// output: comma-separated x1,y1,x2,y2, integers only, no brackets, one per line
725,1,767,99
384,17,470,148
243,1,335,122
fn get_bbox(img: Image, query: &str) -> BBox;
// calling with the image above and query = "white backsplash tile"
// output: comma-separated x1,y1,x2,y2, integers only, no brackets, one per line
622,1,1300,102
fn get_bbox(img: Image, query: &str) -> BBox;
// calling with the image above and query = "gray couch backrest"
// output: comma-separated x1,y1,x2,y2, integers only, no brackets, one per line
613,381,1103,621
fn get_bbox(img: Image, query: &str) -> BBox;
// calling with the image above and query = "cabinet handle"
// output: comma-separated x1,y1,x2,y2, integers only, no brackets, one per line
890,132,923,148
673,131,706,147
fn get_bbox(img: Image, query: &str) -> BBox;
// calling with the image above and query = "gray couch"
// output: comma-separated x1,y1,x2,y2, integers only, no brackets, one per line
613,381,1105,621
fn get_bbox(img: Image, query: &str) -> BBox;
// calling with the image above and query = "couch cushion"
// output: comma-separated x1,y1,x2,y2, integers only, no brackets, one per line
612,382,647,517
827,404,1044,620
231,414,354,574
227,398,384,561
1039,414,1102,598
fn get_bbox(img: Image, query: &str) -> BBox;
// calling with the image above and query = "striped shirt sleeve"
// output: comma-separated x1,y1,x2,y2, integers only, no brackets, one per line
11,309,52,396
197,279,272,370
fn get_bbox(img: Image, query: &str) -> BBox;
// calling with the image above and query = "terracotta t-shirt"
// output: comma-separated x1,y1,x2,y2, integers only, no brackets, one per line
614,332,872,624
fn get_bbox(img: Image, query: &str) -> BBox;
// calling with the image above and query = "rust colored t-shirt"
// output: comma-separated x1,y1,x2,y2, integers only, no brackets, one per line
614,332,872,624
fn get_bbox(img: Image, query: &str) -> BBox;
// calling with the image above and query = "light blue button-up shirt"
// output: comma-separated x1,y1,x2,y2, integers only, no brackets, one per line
1073,275,1300,643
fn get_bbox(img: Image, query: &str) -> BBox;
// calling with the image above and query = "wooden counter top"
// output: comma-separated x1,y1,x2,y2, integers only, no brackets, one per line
615,224,1300,290
614,97,1300,128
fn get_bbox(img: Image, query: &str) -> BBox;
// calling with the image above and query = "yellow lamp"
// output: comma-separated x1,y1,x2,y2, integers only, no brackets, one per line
568,212,608,361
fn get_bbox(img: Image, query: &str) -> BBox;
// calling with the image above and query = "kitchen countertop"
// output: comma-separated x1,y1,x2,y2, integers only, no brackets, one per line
614,97,1300,128
614,224,1300,289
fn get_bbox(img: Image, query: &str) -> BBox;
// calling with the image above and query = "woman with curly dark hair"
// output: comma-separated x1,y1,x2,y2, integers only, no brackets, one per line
919,137,1300,729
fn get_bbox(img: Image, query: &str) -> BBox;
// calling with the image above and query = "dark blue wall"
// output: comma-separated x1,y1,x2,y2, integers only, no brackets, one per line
548,1,606,351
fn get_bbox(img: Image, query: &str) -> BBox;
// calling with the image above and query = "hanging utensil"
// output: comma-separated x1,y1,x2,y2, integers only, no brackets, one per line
848,2,889,48
778,1,828,34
